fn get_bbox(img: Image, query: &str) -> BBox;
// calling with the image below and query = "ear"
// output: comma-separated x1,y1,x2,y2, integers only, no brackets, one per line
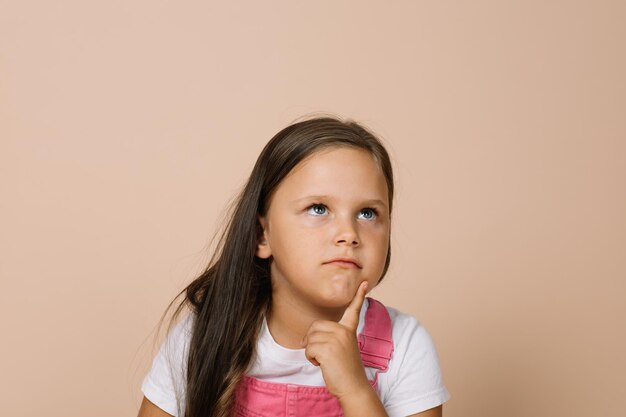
255,215,272,259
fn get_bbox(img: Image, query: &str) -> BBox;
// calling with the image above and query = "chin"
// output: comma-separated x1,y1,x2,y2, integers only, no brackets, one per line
317,285,358,307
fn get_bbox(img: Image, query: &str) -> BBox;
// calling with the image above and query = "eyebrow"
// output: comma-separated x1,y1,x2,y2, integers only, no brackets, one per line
293,195,388,208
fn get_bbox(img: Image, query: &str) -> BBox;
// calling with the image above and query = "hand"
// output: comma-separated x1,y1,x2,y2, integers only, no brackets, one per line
301,281,371,399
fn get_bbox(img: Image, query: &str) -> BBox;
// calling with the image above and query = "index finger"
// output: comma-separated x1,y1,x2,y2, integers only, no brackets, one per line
338,281,368,331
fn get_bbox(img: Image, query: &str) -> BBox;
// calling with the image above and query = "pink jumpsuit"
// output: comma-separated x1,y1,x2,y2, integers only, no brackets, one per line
234,297,394,417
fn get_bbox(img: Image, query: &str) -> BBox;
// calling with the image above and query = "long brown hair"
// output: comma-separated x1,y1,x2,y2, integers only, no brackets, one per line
160,115,395,417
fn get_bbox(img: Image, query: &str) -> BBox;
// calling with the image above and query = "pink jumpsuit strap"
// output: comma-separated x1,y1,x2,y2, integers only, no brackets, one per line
358,297,394,371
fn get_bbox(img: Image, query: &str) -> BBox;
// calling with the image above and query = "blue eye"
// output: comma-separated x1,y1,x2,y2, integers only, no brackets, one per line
358,208,378,220
307,204,328,216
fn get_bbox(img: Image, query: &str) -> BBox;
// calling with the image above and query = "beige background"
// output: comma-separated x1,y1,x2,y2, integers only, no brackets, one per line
1,1,625,416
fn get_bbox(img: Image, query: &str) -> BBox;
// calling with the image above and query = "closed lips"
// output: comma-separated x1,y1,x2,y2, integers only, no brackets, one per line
324,258,362,268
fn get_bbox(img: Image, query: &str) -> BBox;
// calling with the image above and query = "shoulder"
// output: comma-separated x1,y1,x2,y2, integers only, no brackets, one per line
165,313,194,350
360,299,442,374
373,301,452,417
381,303,443,369
385,305,430,349
154,312,195,366
381,304,442,372
385,305,421,333
363,298,422,333
141,313,195,417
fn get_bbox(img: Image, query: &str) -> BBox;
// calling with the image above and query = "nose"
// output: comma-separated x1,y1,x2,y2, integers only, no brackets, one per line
334,216,360,247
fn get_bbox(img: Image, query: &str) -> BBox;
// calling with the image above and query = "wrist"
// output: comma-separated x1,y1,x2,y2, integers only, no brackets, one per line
337,383,388,417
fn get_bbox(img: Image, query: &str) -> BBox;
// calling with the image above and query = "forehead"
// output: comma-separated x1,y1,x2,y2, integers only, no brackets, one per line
273,146,389,204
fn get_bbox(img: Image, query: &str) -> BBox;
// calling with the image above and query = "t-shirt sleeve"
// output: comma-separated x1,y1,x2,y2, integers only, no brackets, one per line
380,310,451,417
141,314,193,417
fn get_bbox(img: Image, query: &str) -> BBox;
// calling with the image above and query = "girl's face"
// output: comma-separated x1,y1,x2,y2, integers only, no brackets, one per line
256,146,390,311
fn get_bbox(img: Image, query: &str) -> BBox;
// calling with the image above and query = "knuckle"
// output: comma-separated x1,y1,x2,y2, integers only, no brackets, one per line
310,320,324,331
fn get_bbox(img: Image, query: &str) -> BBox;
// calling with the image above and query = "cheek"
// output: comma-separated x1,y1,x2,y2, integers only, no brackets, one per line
366,227,390,263
271,221,321,260
366,223,389,245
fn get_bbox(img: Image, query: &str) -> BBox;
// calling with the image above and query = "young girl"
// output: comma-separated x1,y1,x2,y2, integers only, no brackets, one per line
138,116,451,417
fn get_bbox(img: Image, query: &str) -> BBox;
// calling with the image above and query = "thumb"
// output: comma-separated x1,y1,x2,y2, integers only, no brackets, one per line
338,281,368,331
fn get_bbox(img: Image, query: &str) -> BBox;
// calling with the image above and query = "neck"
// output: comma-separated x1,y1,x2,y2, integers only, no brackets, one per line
267,292,346,349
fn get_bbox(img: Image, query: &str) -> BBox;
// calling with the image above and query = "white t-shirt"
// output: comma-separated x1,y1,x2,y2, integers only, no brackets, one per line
141,299,451,417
